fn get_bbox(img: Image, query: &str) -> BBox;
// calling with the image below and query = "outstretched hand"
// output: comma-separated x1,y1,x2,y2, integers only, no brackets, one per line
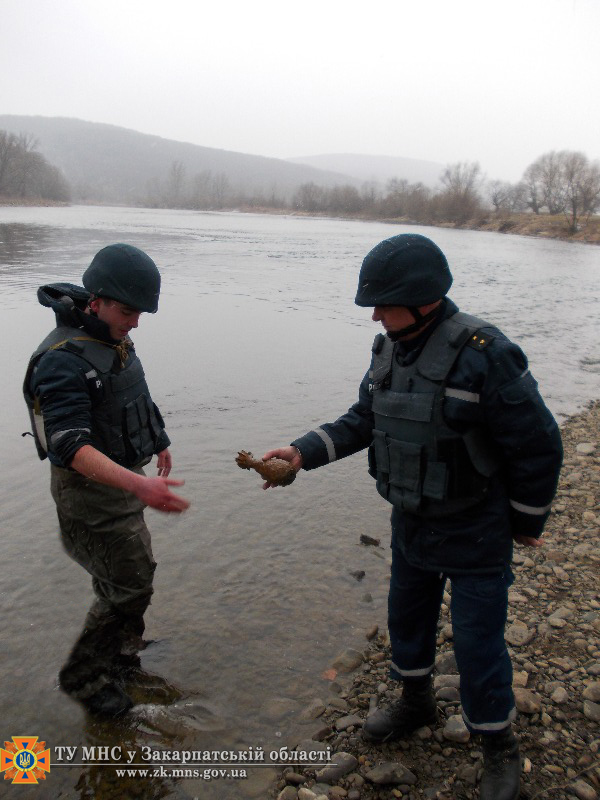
136,476,190,513
261,446,303,490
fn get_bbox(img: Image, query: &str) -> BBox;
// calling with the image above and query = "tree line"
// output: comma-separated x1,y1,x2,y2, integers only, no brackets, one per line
0,131,70,202
2,126,598,236
146,151,600,235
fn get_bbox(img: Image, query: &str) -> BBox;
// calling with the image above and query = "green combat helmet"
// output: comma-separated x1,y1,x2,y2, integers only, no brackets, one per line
355,233,452,308
83,243,161,313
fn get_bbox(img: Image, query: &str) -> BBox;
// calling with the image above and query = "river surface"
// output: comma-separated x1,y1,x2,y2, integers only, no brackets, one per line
0,206,598,799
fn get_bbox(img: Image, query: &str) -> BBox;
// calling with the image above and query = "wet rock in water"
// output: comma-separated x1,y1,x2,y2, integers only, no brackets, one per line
235,450,296,486
244,768,279,798
263,696,300,721
331,649,363,673
314,752,358,783
299,698,326,721
366,624,379,640
349,569,365,581
131,700,226,737
359,534,380,547
365,761,417,785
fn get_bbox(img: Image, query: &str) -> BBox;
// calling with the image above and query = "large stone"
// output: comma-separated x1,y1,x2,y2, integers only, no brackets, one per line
576,443,596,455
571,779,598,800
314,752,358,784
334,714,363,731
505,623,535,646
365,761,418,785
435,651,458,673
551,686,569,704
582,682,600,702
513,687,542,714
442,714,470,743
583,699,600,723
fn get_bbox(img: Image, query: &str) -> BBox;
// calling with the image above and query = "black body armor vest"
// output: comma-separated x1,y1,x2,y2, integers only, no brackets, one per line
369,312,500,518
24,326,164,467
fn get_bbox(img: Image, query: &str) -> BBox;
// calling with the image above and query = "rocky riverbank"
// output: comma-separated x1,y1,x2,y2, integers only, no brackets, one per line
272,401,600,800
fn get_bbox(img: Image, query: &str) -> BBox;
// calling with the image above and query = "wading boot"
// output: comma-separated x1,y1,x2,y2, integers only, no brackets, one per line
480,728,521,800
362,676,437,742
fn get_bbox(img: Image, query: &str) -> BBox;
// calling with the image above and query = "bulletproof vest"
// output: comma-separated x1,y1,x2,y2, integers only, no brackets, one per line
369,312,500,518
24,325,164,467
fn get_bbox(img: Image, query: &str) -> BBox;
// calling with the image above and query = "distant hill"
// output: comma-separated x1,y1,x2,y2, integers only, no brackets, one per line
0,116,362,205
287,153,445,188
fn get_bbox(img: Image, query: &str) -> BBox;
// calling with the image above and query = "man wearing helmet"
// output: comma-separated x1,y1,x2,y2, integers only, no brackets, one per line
263,234,562,800
24,244,189,717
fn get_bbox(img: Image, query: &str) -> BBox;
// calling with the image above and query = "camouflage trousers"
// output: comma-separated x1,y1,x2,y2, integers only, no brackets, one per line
50,464,156,698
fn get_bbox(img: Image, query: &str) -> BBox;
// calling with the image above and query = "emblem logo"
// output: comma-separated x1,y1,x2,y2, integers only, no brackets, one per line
1,737,51,785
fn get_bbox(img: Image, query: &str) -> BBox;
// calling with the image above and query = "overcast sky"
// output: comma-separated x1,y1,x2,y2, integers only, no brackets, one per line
2,0,598,182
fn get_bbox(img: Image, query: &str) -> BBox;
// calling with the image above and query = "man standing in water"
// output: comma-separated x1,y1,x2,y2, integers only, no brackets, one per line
263,234,562,800
24,243,189,717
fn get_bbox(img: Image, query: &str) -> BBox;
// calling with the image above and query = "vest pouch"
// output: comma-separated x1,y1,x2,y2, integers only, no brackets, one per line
422,461,448,501
123,394,157,464
372,430,425,511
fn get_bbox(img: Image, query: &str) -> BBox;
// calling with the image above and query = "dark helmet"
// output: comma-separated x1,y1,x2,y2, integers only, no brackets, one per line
82,244,161,313
355,233,452,307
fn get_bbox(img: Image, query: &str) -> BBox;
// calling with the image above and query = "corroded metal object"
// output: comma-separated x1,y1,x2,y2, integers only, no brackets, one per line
235,450,296,486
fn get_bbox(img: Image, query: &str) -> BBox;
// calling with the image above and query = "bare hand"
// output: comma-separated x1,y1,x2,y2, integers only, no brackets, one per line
136,476,190,513
513,534,543,548
156,448,172,477
261,446,303,490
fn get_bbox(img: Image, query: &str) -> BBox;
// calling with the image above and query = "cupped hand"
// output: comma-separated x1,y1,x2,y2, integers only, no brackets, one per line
261,446,303,489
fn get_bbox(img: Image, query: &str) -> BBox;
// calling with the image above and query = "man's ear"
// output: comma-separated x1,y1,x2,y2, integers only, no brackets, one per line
88,297,101,314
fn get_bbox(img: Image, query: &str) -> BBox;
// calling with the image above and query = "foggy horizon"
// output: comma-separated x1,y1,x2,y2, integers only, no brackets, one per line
2,0,599,185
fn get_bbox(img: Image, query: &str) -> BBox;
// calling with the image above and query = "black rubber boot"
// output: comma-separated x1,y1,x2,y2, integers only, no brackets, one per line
362,676,437,742
81,682,134,717
480,728,521,800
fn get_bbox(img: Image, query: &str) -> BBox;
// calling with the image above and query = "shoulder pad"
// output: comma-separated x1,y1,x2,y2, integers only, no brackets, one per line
372,333,386,354
466,331,495,351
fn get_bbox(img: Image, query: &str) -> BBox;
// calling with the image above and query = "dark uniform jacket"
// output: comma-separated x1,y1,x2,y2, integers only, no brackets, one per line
25,283,170,469
291,299,563,574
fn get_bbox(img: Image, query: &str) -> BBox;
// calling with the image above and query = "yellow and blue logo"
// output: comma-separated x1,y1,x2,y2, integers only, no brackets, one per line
1,737,51,785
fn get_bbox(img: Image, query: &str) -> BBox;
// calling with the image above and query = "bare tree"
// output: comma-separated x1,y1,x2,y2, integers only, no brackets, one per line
438,162,483,223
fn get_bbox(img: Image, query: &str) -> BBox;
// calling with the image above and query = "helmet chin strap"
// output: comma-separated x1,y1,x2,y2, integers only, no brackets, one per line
387,305,440,341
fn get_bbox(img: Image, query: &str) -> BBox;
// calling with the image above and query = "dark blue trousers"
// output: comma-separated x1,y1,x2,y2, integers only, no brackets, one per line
388,542,516,733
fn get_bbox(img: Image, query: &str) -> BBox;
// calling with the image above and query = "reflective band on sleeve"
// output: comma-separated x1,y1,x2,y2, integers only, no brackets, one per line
462,706,516,732
444,388,480,403
390,662,435,678
509,499,552,515
312,428,337,463
50,428,91,445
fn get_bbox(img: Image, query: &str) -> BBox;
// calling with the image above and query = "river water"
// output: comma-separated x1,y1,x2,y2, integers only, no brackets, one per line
0,206,598,799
